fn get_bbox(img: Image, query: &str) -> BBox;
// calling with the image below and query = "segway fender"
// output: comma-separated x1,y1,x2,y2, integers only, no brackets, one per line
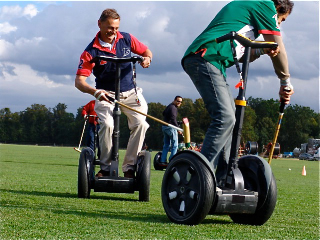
171,150,216,179
237,155,273,206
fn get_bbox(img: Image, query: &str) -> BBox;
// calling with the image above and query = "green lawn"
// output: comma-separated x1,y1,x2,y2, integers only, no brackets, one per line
0,144,319,239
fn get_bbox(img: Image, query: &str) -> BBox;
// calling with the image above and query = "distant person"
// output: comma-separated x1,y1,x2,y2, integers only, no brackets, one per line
81,100,100,157
160,96,183,165
75,8,153,178
181,0,294,186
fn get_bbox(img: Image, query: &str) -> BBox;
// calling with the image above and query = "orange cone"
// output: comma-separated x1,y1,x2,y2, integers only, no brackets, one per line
302,165,306,176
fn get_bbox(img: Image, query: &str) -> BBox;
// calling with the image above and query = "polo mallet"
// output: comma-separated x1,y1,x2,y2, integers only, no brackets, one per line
74,117,88,152
104,94,193,143
268,87,290,164
113,99,183,132
112,99,193,148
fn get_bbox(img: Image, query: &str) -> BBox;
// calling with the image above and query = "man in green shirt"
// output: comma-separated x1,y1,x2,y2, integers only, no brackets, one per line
182,0,294,186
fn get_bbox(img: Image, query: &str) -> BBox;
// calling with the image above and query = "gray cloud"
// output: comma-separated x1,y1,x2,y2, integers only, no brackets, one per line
0,1,318,114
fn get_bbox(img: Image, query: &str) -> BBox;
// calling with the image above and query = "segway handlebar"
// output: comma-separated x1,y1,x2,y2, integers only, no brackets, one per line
91,55,144,64
215,31,278,49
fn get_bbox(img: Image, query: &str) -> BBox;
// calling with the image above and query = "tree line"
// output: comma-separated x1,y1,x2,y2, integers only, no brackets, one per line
0,97,319,153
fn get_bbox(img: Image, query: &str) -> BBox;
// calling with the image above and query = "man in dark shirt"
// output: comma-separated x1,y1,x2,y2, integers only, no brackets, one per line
160,96,183,165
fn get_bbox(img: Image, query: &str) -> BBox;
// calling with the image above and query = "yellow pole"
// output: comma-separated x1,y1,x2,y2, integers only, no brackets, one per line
182,118,191,148
268,113,284,164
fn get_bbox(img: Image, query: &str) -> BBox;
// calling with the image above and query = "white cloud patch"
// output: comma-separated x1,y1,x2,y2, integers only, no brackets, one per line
0,5,22,20
0,39,14,57
1,62,62,88
135,10,151,20
0,22,17,34
0,4,38,20
23,4,38,18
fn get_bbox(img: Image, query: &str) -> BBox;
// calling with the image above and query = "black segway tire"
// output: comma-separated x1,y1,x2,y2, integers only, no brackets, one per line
136,151,151,202
78,148,95,198
161,152,215,225
154,151,165,170
230,171,277,225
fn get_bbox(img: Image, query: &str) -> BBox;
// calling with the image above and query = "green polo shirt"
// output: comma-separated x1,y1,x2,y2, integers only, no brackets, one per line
183,0,280,77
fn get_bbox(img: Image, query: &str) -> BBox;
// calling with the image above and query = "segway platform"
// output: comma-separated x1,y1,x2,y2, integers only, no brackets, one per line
94,176,135,193
78,147,151,201
213,187,258,214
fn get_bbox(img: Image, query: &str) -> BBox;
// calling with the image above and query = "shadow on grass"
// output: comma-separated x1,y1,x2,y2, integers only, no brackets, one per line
1,188,139,202
1,160,77,167
1,188,233,225
1,189,169,223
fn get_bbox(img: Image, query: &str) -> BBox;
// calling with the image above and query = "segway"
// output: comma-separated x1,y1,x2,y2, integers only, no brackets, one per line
77,56,151,202
161,32,279,225
154,118,191,171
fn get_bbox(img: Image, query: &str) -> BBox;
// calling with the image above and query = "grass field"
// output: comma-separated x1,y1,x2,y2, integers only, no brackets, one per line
0,144,319,239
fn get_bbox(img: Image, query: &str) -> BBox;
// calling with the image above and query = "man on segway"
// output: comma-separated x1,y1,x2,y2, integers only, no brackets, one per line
181,0,294,186
75,8,153,179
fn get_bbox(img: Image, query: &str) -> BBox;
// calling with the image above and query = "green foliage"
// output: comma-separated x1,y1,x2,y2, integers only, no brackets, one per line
145,102,166,149
242,106,258,143
0,144,319,239
0,98,319,153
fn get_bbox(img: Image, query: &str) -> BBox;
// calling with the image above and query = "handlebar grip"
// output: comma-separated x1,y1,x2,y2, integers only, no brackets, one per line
215,31,278,49
215,31,236,43
279,100,286,113
279,87,291,113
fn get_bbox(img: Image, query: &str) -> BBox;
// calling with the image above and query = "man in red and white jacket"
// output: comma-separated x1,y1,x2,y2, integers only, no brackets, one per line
75,8,153,178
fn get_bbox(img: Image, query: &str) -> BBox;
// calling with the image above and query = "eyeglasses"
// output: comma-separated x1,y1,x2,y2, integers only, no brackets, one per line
176,100,182,103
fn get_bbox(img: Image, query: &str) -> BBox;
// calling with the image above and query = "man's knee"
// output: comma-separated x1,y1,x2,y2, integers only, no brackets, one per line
131,120,149,132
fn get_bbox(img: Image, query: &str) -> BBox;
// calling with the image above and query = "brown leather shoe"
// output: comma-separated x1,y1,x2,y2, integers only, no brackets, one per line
124,169,135,179
158,162,168,167
96,170,110,177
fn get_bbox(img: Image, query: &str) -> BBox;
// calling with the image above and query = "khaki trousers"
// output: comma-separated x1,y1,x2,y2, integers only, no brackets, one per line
94,87,149,173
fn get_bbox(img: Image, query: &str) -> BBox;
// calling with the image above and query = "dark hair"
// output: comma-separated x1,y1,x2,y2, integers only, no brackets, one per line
175,96,183,100
272,0,294,15
99,8,120,22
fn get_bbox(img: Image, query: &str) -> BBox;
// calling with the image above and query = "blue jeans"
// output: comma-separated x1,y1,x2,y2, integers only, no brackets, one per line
86,123,100,158
182,54,235,183
161,126,178,163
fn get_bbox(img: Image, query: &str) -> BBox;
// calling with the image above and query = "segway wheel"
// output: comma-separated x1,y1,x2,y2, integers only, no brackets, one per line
230,172,277,225
153,151,165,170
136,151,151,202
161,152,215,225
78,148,94,198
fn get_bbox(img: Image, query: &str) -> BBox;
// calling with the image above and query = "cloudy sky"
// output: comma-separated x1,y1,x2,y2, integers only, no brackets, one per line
0,1,319,115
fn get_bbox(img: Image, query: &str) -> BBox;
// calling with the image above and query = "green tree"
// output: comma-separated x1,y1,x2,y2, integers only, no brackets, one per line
52,103,75,145
280,105,320,151
144,102,166,150
20,104,53,144
242,106,258,144
0,108,22,143
189,98,209,144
